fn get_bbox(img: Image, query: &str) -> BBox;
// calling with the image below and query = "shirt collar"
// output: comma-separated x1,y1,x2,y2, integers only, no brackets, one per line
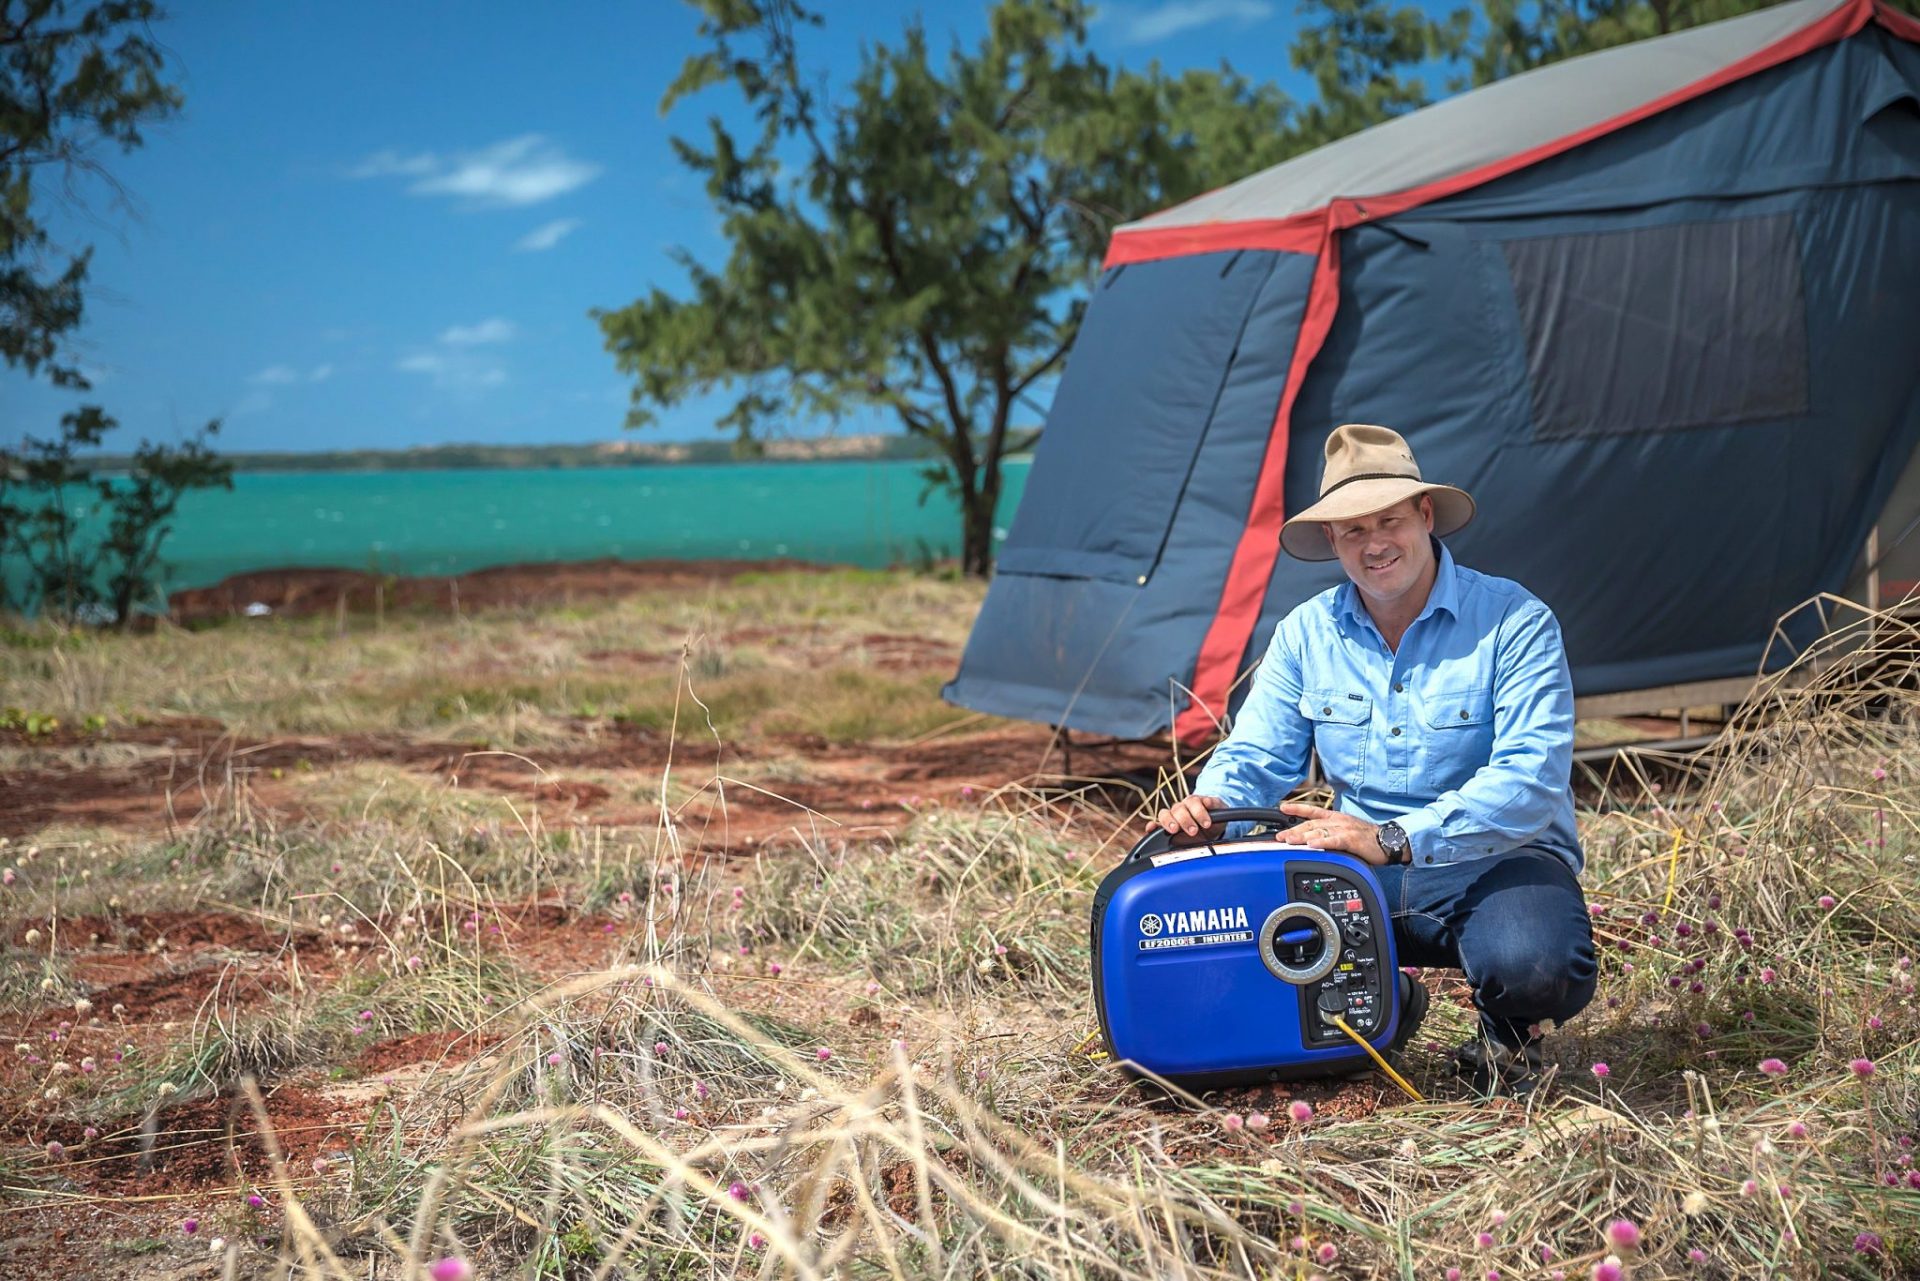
1334,537,1458,631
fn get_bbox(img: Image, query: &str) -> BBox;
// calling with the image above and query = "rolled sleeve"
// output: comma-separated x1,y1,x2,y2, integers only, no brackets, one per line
1401,604,1574,864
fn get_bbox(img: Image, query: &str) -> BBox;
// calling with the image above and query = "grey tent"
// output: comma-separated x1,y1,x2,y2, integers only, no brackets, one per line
946,0,1920,740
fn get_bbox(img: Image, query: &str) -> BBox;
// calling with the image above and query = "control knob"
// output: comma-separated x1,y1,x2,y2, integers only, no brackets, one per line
1345,918,1373,947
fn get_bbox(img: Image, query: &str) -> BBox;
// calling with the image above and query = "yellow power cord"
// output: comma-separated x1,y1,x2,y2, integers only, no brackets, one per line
1332,1014,1425,1102
1661,825,1685,912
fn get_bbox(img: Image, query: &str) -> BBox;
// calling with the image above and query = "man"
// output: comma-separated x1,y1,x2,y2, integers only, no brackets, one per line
1155,423,1596,1098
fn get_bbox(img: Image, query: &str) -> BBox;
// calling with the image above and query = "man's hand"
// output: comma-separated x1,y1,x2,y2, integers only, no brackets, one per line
1155,794,1228,845
1276,802,1388,866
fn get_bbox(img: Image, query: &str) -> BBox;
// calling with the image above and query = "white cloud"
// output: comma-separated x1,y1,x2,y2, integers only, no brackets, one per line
396,351,507,393
438,318,516,346
396,318,517,393
515,217,582,252
350,134,600,208
309,364,334,383
248,364,301,386
1104,0,1274,44
232,390,274,417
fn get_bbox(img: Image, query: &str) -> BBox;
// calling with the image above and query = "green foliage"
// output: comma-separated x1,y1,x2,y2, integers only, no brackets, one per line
2,2,222,625
0,705,64,735
2,0,182,389
597,0,1300,576
1290,0,1470,139
0,409,232,623
1462,0,1920,86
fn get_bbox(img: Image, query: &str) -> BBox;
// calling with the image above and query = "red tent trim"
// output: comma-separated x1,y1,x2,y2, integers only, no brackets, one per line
1172,213,1343,742
1877,0,1920,40
1164,0,1911,744
1106,0,1888,270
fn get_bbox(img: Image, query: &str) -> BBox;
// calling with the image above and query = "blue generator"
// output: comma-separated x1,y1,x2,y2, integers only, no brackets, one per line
1092,808,1407,1088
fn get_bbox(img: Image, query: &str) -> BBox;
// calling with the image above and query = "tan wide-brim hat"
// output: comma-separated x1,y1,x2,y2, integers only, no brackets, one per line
1278,423,1475,562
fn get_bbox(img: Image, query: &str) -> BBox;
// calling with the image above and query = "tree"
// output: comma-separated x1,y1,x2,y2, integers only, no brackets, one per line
597,0,1305,577
2,1,229,625
1463,0,1920,85
0,410,232,623
3,0,181,388
1288,0,1469,142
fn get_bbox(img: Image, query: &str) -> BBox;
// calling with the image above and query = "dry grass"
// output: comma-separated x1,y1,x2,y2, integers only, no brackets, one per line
0,568,982,745
2,585,1918,1278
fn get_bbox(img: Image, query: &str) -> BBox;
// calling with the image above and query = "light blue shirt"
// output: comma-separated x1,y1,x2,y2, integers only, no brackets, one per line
1193,541,1582,875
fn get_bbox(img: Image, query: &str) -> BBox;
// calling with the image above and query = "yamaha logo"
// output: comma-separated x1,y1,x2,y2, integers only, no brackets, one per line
1138,913,1163,937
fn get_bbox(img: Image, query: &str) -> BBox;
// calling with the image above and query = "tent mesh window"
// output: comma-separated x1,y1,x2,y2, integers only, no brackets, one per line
1501,211,1811,441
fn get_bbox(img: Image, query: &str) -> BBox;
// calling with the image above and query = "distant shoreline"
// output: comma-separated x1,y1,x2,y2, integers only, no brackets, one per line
80,434,1000,474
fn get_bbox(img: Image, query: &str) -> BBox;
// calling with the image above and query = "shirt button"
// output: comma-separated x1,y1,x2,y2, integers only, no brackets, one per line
1322,706,1332,715
1423,856,1435,864
1390,727,1402,736
1459,710,1471,719
1394,682,1404,692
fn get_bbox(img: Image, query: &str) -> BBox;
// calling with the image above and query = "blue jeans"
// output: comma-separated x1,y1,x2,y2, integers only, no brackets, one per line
1374,847,1597,1050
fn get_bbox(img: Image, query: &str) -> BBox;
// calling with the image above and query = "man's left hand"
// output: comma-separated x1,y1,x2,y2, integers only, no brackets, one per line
1277,802,1388,866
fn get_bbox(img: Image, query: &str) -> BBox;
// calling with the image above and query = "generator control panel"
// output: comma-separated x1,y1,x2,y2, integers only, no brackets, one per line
1276,869,1389,1048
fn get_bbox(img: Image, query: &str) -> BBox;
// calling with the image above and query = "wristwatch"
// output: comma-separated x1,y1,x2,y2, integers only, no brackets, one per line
1376,820,1411,865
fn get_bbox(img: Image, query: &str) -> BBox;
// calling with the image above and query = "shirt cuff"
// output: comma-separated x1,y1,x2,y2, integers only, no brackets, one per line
1394,809,1452,866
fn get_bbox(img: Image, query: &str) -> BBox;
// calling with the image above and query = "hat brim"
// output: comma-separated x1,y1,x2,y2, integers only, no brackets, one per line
1278,479,1476,562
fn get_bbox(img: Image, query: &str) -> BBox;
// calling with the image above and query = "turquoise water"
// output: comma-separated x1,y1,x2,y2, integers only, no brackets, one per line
6,459,1032,599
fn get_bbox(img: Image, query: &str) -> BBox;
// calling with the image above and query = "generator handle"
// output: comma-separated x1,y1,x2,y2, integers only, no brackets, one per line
1126,807,1304,862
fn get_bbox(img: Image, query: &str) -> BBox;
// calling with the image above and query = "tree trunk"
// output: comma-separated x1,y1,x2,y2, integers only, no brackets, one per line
960,474,1000,578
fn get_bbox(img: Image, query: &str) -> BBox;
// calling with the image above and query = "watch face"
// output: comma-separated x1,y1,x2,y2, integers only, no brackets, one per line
1380,822,1408,854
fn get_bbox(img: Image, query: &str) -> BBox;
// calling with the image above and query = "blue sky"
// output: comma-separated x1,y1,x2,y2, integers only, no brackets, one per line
5,0,1398,454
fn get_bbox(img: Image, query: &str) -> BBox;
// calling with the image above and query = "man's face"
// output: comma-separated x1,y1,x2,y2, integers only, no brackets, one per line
1324,496,1436,607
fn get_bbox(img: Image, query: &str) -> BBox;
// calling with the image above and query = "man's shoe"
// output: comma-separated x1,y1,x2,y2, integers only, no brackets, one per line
1453,1034,1544,1099
1389,971,1428,1058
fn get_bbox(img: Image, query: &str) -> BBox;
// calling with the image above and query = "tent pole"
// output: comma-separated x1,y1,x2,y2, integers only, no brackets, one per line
1867,525,1881,611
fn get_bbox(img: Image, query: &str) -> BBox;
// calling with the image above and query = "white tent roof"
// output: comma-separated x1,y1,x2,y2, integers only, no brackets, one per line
1121,0,1850,233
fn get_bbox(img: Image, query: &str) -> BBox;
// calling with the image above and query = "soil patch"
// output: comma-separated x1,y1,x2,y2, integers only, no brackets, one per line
53,911,298,954
166,556,844,624
0,726,478,838
357,1028,496,1074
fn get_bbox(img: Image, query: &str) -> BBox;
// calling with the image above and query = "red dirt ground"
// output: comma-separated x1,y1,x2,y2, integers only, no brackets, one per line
163,556,845,624
0,560,1516,1273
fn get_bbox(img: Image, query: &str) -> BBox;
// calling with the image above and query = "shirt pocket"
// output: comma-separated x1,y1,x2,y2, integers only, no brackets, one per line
1422,686,1494,791
1300,690,1372,791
